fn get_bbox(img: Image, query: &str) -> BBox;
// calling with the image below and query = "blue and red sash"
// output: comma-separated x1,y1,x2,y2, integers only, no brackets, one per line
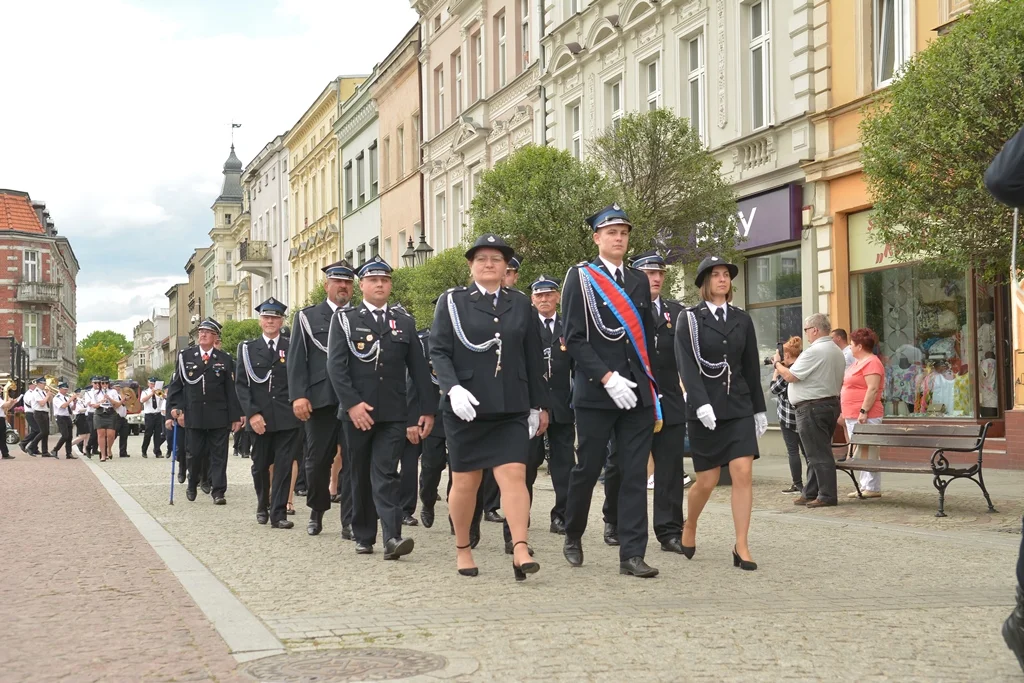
582,263,663,432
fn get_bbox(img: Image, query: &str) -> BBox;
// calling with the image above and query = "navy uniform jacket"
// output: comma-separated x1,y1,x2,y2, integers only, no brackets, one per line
539,312,574,425
165,346,242,430
674,301,767,421
406,329,445,437
430,285,549,416
985,123,1024,208
651,298,687,425
327,303,434,423
235,336,300,433
287,300,341,410
560,257,657,411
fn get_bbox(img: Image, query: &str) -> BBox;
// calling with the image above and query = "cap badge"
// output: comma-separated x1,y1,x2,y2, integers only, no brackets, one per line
711,256,719,261
487,236,495,243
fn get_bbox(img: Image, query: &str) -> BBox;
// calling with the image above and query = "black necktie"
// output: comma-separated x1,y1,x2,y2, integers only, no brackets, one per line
374,310,383,327
151,393,156,409
614,269,624,287
546,319,554,336
715,308,724,324
268,339,275,354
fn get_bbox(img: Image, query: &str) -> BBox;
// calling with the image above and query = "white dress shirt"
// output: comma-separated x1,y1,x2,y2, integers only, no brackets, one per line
140,387,162,414
53,393,71,417
705,301,727,322
598,256,625,282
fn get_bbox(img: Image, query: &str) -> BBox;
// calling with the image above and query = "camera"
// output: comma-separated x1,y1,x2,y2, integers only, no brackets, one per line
763,341,785,366
763,356,776,366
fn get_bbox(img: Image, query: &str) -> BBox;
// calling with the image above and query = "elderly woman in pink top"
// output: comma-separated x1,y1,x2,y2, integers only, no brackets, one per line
841,328,884,497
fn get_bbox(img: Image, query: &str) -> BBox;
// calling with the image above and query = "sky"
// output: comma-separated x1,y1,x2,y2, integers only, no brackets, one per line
0,0,419,342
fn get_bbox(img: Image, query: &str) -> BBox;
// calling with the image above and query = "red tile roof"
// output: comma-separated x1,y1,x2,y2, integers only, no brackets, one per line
0,190,44,234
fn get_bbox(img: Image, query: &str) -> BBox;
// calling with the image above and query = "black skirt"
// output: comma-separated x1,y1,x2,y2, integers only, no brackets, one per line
93,411,116,430
443,411,529,472
687,415,759,472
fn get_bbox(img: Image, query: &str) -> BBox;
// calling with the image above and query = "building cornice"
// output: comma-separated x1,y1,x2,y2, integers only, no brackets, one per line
336,90,379,144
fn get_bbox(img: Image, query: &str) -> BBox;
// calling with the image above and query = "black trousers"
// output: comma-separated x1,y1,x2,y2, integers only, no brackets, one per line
603,421,685,543
304,406,351,527
0,417,9,457
479,469,501,512
565,406,653,561
187,427,229,497
419,435,448,508
53,415,73,456
545,421,576,524
251,428,298,523
87,414,98,454
343,420,405,545
234,429,251,455
23,411,42,453
796,398,841,504
116,415,129,456
502,433,548,543
400,438,419,516
142,413,165,455
294,428,308,491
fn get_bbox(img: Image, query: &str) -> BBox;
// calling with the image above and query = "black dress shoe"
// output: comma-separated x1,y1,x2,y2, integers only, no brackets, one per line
603,523,619,546
119,453,130,458
549,518,566,535
200,481,212,495
212,496,226,505
295,488,307,497
660,538,686,554
403,514,419,527
42,451,57,458
484,510,503,523
383,537,415,560
65,453,77,460
307,510,324,536
186,488,197,502
155,453,164,458
18,442,27,453
504,540,534,556
241,453,250,459
420,506,434,528
563,539,583,567
355,543,373,554
341,525,353,540
142,453,148,458
620,556,659,578
1,454,14,459
177,469,186,484
256,511,269,525
1003,584,1024,672
271,519,294,529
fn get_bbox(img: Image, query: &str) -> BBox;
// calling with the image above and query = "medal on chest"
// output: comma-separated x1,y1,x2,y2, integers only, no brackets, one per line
665,310,672,329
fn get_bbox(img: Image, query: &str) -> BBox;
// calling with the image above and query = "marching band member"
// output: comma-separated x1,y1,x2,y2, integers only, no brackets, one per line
91,377,121,462
392,302,423,527
85,376,101,457
430,234,548,580
51,382,76,459
165,318,243,505
287,260,355,538
560,204,660,578
236,297,299,529
675,256,767,571
114,383,130,458
139,377,165,458
327,257,434,559
0,384,17,460
73,386,89,455
23,378,51,457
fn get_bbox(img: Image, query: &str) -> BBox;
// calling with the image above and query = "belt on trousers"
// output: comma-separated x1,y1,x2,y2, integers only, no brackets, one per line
793,396,839,409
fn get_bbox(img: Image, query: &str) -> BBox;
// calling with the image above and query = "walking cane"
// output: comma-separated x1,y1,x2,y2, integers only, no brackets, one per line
169,423,177,505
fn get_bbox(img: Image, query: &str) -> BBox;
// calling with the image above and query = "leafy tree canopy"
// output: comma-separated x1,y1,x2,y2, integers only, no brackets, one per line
399,247,470,328
76,343,122,388
77,330,132,358
220,319,262,358
860,0,1024,282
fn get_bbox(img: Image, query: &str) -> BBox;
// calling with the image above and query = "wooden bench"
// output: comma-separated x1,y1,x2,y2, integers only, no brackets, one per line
833,422,997,518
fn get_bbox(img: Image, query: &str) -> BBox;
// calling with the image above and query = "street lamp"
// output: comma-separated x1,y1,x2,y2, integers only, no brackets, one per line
413,222,433,267
402,236,416,268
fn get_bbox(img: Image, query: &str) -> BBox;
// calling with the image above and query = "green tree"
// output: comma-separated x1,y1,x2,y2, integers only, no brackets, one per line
77,330,132,358
77,343,123,388
470,145,616,287
220,319,262,358
151,361,175,384
399,247,471,326
860,0,1024,282
589,109,740,269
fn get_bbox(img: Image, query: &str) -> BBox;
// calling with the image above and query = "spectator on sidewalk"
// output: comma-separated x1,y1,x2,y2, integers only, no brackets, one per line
840,328,884,498
831,328,855,368
773,313,845,509
769,336,804,494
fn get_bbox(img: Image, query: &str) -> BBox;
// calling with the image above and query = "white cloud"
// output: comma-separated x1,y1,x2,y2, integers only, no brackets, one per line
77,275,184,341
98,202,172,227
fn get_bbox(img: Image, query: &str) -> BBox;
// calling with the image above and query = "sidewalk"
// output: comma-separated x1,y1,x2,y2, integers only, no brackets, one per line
0,453,244,683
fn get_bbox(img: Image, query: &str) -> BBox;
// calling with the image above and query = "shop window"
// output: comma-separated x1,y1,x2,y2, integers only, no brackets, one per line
746,248,802,425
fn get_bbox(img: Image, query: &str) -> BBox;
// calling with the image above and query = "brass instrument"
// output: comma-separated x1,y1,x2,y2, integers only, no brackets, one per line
41,375,60,396
154,389,166,399
1,379,15,401
120,386,142,414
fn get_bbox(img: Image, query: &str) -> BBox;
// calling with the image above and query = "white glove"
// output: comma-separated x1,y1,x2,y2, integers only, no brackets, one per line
528,408,541,439
448,385,479,422
604,371,638,410
696,404,717,431
754,412,768,439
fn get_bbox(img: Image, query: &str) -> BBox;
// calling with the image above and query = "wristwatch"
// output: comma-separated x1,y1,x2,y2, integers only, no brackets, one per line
859,408,867,415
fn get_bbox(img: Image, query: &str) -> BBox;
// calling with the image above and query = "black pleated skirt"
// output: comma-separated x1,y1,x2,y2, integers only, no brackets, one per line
93,411,117,430
444,411,529,472
686,415,759,472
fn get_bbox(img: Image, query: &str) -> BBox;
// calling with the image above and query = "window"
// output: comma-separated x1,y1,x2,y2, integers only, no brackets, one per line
382,137,390,188
397,126,405,177
433,14,441,33
369,141,379,199
224,213,232,225
23,250,39,282
370,238,379,259
749,0,772,130
454,52,464,114
472,32,484,101
435,194,447,251
686,33,706,141
329,161,336,208
521,0,530,70
225,251,233,282
413,114,421,164
344,161,353,213
452,183,465,244
311,174,318,217
356,152,365,206
398,230,407,260
435,65,445,133
356,244,366,266
875,0,910,87
23,312,38,347
496,12,507,88
283,274,289,304
384,237,392,263
568,102,582,159
568,0,579,16
320,167,327,213
607,79,623,130
645,58,661,111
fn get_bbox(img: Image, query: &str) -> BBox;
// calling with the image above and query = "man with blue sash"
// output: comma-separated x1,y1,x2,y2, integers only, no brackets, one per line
560,204,661,578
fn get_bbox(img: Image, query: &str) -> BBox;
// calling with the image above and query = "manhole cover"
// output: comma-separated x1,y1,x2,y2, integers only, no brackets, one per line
242,648,448,682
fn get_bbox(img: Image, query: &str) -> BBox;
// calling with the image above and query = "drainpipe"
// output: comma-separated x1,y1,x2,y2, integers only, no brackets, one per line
336,77,343,259
418,22,426,258
538,0,548,146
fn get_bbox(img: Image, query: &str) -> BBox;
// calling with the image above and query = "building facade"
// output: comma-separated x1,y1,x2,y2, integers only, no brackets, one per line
0,190,79,380
165,282,189,359
131,309,169,375
208,145,244,322
373,26,422,266
184,247,209,344
336,70,382,268
413,0,544,253
237,133,290,313
284,77,365,309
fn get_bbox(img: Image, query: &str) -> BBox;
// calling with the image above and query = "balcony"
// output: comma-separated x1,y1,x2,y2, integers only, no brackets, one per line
16,280,60,304
237,239,272,278
28,346,59,365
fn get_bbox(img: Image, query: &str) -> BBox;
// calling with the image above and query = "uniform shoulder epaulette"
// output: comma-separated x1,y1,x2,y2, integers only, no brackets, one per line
729,304,745,312
503,286,528,297
574,261,588,268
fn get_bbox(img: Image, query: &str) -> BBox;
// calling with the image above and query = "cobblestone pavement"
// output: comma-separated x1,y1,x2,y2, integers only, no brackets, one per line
88,435,1024,682
0,450,245,683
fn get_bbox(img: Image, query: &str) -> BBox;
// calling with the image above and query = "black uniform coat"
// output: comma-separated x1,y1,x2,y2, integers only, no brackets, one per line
165,346,242,430
560,257,657,411
287,301,341,410
327,303,434,423
985,123,1024,208
674,302,767,421
539,312,574,425
651,298,687,425
430,285,549,415
406,329,445,437
235,336,300,433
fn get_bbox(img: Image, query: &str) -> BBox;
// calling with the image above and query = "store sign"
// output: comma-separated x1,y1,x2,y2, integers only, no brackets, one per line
736,185,802,251
848,210,898,271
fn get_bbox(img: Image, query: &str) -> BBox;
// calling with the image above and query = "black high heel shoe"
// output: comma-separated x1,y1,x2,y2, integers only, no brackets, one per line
456,543,478,577
680,542,695,560
732,547,757,571
512,541,539,581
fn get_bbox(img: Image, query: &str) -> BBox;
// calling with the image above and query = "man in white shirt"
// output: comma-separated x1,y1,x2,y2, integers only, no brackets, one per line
72,388,89,455
139,378,165,458
51,382,76,459
831,329,855,368
24,378,53,457
113,384,131,458
82,377,101,457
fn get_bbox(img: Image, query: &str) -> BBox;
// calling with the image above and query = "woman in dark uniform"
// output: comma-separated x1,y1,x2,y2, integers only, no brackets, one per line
675,257,767,570
430,234,549,580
